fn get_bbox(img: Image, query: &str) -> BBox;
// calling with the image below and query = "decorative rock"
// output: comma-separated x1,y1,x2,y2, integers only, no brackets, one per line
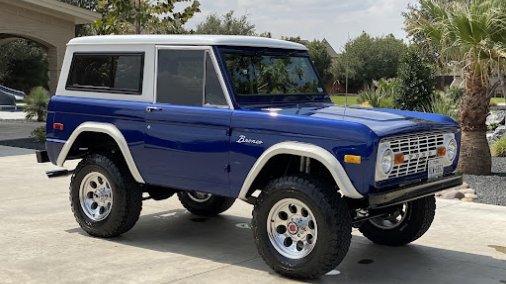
486,110,505,125
452,182,470,191
489,125,506,143
464,193,478,199
440,190,465,200
459,188,475,194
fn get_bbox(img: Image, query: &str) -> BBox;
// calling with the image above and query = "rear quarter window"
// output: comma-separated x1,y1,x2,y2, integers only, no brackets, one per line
66,53,144,94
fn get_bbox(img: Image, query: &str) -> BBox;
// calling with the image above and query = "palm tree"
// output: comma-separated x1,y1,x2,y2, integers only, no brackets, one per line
405,0,506,175
24,86,50,122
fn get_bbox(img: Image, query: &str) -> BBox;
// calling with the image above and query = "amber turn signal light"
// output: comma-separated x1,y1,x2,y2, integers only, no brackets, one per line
394,153,404,165
437,147,446,157
344,155,361,164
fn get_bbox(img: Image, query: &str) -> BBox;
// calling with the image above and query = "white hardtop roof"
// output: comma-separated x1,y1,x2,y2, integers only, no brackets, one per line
68,35,308,50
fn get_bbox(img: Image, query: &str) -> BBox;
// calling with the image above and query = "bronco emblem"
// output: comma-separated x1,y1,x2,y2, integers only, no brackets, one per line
235,135,263,145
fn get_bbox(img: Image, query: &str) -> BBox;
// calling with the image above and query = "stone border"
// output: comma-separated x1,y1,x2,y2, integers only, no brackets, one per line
436,182,477,202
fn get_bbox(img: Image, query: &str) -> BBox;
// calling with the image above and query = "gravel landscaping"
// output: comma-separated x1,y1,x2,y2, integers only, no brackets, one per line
464,157,506,206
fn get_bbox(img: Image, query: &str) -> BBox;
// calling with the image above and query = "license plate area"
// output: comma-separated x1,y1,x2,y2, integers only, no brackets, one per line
427,158,444,180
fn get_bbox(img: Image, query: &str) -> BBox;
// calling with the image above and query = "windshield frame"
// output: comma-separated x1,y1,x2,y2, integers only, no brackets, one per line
216,46,330,107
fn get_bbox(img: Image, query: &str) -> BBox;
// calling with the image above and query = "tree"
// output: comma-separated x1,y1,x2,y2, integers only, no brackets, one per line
306,40,333,85
92,0,201,35
331,33,407,91
0,40,48,93
59,0,97,10
195,11,256,35
405,0,506,175
283,37,333,85
25,87,50,122
58,0,98,36
395,45,436,111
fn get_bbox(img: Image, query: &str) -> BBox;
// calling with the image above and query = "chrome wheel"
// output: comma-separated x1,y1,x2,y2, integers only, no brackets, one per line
369,203,409,229
267,198,317,259
186,191,212,203
79,172,113,221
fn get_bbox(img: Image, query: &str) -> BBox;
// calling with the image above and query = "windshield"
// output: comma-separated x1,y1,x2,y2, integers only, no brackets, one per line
222,51,325,99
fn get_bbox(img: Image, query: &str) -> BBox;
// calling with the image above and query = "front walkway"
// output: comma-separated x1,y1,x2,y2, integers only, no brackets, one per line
0,110,26,120
0,154,505,283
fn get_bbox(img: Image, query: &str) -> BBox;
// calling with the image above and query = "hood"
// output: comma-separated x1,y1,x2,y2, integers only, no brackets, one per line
259,104,458,137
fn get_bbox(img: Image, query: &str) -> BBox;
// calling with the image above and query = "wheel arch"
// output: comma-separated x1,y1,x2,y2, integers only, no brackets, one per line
56,122,145,184
238,141,363,201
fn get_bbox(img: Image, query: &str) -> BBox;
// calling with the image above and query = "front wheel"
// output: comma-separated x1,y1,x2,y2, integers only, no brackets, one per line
359,195,436,246
252,175,352,279
177,191,235,216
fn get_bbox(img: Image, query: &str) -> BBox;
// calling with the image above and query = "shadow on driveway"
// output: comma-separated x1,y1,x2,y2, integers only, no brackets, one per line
66,208,506,283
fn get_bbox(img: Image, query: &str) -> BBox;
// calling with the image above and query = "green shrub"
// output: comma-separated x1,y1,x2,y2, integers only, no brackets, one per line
379,97,395,109
357,89,382,107
374,78,399,98
395,46,435,111
446,86,464,105
31,126,46,142
24,86,50,122
424,91,458,119
357,78,398,108
491,136,506,157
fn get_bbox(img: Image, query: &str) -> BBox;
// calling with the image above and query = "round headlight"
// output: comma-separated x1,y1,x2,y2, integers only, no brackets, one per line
447,138,457,162
381,148,394,174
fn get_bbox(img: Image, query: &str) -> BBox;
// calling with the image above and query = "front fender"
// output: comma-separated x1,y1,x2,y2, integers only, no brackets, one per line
238,141,364,200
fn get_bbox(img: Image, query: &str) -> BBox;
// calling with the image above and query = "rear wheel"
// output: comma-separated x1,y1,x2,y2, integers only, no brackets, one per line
252,175,352,279
177,191,235,216
70,154,142,238
359,195,436,246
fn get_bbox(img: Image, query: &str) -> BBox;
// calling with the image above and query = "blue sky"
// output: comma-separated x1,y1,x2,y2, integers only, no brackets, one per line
186,0,417,52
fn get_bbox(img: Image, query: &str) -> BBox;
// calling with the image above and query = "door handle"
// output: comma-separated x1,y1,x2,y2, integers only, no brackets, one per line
146,106,162,112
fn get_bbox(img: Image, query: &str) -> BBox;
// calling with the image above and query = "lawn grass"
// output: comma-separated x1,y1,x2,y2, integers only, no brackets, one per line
330,95,359,106
491,97,505,105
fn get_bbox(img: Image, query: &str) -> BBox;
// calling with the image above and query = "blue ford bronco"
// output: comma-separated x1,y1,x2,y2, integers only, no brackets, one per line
36,35,462,279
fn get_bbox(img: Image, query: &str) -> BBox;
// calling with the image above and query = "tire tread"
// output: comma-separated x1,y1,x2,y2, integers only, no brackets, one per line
70,153,142,238
252,175,352,279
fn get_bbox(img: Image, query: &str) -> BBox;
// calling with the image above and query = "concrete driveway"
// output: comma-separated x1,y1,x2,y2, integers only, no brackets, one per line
1,154,505,284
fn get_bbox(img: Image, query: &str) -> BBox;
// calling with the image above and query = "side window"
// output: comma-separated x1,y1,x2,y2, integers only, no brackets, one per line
204,53,228,106
66,53,143,94
157,50,204,106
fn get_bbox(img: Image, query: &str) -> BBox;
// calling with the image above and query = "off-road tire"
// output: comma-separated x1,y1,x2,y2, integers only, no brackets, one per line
359,195,436,246
177,192,235,216
252,175,352,279
70,153,142,238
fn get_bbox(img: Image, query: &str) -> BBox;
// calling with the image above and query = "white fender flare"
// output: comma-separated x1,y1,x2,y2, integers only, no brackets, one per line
56,122,145,184
238,141,364,200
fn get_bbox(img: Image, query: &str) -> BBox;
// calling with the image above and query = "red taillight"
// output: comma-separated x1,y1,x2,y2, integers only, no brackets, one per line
53,123,64,131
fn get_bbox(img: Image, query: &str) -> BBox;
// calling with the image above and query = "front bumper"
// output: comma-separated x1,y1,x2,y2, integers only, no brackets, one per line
368,174,463,209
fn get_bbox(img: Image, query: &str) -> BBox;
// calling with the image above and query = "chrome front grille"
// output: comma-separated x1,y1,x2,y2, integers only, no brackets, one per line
382,131,446,178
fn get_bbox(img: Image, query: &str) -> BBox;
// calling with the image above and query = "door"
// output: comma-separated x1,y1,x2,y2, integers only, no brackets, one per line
142,47,233,196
